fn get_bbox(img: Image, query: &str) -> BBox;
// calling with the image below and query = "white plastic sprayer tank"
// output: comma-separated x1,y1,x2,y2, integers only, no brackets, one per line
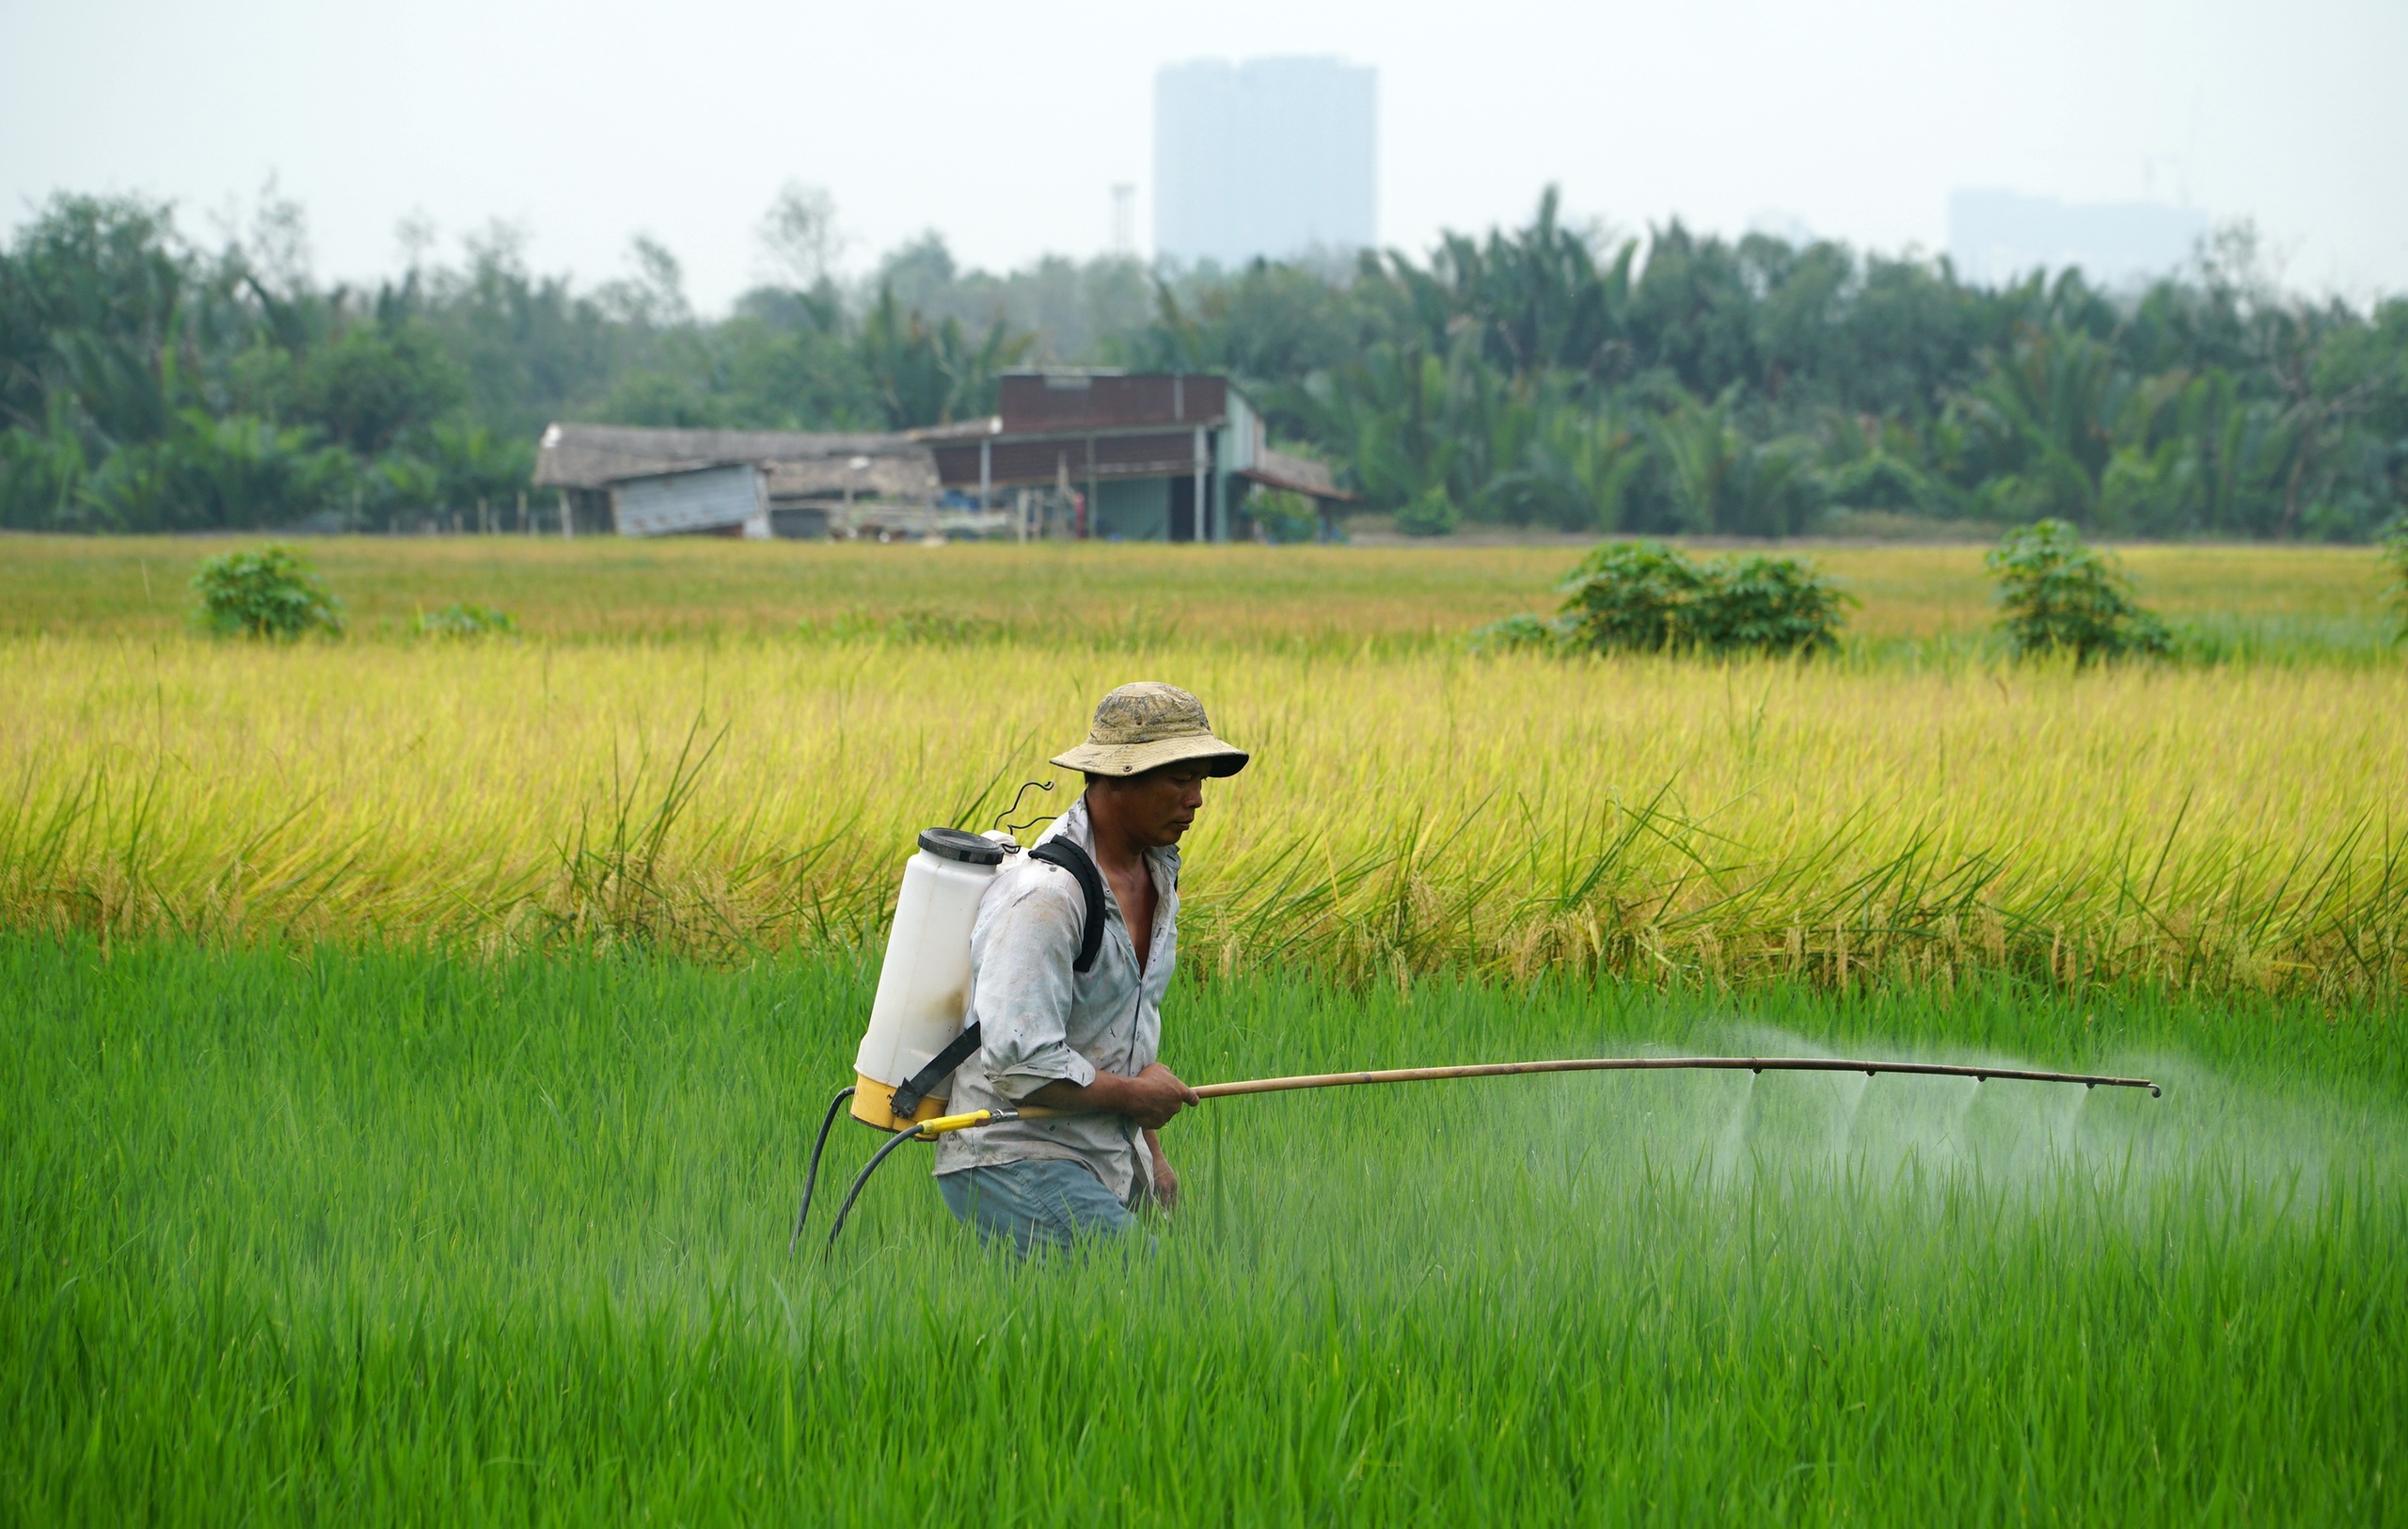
849,827,1011,1129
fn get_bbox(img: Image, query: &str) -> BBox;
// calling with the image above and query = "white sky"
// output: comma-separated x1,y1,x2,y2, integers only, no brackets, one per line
3,0,2402,313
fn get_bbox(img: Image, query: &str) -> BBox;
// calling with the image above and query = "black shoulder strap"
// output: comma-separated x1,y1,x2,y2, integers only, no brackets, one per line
887,1023,982,1123
1028,838,1108,975
884,839,1111,1123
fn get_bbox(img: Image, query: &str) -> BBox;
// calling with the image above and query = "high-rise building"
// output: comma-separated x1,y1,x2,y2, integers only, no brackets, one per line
1948,189,2209,290
1154,56,1376,268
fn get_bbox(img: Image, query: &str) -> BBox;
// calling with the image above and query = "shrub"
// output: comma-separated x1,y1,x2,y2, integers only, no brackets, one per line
1695,554,1855,656
1556,540,1707,651
190,546,344,641
1395,485,1460,537
1246,487,1323,545
413,603,517,639
1986,519,2169,662
1554,540,1850,657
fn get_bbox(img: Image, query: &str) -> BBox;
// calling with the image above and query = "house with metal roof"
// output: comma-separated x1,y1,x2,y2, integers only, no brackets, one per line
923,371,1350,542
531,424,963,539
529,373,1348,541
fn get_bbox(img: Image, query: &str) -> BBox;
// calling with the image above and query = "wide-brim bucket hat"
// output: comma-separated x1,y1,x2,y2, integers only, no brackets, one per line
1050,681,1250,778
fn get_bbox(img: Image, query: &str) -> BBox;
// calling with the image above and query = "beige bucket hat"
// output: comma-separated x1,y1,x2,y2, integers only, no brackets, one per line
1050,682,1250,778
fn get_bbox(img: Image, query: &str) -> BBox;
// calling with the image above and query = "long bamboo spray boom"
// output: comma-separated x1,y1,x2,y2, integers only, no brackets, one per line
1190,1056,2162,1098
801,1054,2160,1250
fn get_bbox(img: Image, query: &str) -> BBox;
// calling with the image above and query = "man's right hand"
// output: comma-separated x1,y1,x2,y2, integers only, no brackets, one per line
1026,1062,1200,1129
1117,1063,1201,1129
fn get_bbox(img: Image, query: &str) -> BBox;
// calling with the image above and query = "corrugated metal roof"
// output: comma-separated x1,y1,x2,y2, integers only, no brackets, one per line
996,373,1231,435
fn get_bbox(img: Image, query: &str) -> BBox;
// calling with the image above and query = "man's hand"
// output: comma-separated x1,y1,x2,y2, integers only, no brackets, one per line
1117,1063,1201,1129
1145,1128,1179,1211
1026,1062,1199,1130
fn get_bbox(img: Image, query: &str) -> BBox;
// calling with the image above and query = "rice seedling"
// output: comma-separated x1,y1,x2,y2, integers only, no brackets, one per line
2,934,2397,1524
2,631,2400,993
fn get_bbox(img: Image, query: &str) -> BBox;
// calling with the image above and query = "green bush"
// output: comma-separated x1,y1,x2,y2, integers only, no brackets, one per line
1395,485,1460,537
1553,540,1850,657
1555,540,1706,650
1247,486,1323,545
1985,519,2169,662
190,546,344,641
412,603,517,639
1690,554,1855,655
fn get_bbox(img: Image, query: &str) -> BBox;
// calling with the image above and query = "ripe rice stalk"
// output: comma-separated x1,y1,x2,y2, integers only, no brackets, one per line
1,633,2401,995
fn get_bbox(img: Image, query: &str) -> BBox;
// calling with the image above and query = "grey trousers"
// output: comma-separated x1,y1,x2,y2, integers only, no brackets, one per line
936,1158,1140,1256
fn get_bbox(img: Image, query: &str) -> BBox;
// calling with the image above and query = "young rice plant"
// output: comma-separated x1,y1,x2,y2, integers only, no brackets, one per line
2,936,2399,1524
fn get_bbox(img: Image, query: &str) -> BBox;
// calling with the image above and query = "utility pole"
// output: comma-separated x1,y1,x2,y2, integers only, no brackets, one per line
1111,184,1135,258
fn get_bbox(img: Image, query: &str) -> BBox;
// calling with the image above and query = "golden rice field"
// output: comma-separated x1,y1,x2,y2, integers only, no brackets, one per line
4,530,2401,995
3,532,2397,649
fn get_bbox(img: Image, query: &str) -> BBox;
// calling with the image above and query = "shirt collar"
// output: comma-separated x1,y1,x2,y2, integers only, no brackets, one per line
1037,793,1180,884
1038,794,1095,853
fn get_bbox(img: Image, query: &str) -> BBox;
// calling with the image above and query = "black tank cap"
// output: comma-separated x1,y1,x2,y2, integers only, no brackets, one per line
918,826,1006,866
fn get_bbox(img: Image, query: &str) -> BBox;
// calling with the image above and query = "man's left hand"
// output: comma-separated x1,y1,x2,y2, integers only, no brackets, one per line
1144,1129,1179,1211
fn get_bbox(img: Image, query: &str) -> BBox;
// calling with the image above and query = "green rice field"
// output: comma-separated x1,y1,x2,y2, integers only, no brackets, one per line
4,936,2400,1523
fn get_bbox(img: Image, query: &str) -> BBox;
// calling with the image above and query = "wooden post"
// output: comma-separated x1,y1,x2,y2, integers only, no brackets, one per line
1055,450,1070,542
560,489,574,539
1192,426,1207,545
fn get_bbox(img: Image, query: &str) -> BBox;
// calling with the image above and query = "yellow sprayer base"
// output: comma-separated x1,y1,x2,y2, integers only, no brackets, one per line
850,1074,949,1134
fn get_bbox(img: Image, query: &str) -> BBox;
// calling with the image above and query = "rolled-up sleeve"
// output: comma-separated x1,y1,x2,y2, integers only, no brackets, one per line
968,868,1098,1100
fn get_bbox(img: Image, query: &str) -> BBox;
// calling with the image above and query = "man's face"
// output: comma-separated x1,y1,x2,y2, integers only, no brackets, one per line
1097,765,1211,848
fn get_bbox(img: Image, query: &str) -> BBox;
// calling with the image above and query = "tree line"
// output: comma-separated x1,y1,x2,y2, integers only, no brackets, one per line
4,185,2403,538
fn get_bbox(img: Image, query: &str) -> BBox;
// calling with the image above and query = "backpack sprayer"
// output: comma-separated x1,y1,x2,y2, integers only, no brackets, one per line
793,820,2162,1256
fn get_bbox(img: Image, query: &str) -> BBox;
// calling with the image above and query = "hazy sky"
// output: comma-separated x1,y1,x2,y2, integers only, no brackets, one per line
4,0,2402,312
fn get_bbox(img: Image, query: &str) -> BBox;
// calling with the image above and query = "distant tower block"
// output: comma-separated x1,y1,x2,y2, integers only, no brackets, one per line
1154,56,1377,268
1948,189,2210,290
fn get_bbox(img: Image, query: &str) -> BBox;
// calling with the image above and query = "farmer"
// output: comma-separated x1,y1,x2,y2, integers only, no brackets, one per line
930,681,1247,1253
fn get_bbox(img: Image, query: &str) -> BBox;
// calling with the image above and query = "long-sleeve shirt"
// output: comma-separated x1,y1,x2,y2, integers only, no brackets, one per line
929,795,1180,1203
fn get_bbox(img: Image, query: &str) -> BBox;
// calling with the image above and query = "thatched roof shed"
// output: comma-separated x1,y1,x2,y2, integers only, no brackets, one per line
532,424,940,502
1243,445,1351,502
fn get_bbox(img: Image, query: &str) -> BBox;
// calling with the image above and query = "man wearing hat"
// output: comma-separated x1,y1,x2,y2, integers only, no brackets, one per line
931,681,1248,1253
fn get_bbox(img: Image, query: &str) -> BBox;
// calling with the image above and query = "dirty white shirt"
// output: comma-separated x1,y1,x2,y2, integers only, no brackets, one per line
929,795,1179,1203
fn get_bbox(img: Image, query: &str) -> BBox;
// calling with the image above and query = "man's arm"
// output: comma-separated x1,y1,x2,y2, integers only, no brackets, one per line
1024,1063,1196,1129
973,874,1099,1098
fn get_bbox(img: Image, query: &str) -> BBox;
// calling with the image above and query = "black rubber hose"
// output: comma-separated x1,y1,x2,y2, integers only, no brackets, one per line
787,1085,857,1254
823,1124,927,1256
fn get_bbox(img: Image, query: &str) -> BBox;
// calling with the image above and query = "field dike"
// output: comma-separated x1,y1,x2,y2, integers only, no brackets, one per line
4,633,2403,995
4,938,2399,1521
